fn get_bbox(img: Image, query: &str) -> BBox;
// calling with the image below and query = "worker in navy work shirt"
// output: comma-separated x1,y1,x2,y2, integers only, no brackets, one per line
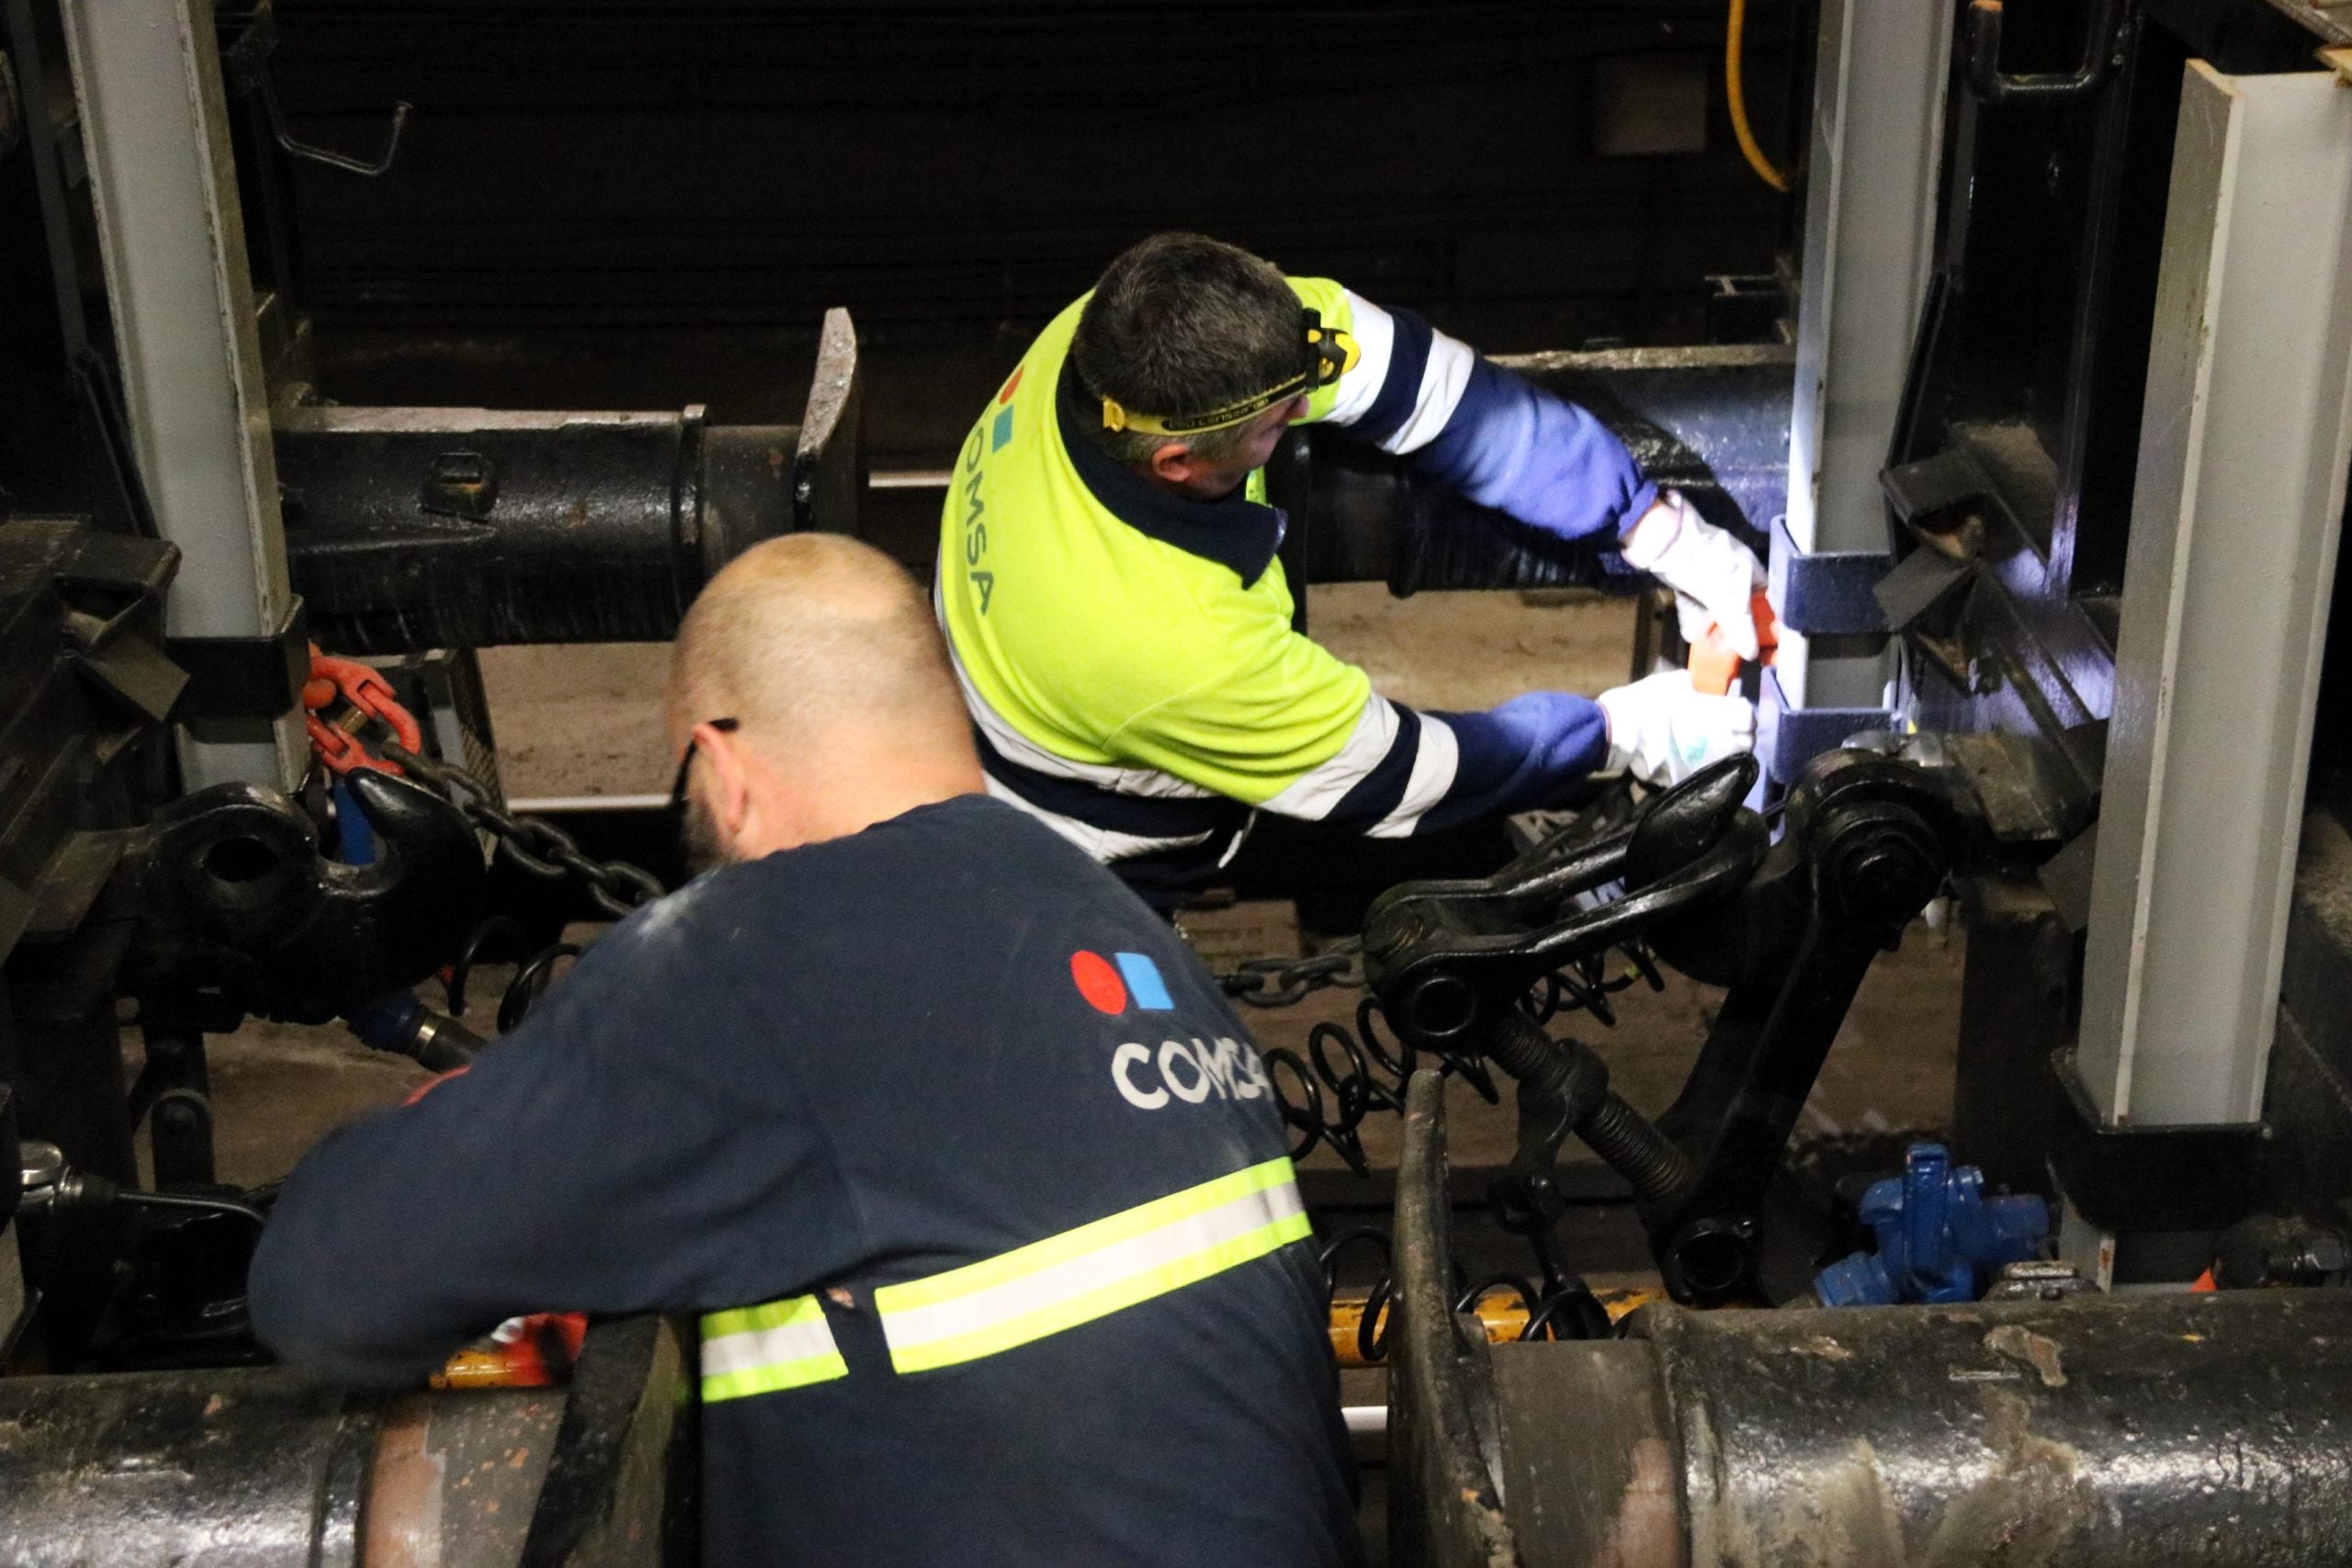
250,533,1363,1566
940,231,1761,908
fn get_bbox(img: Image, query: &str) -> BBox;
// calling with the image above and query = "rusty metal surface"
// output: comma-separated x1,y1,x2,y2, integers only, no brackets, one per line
0,1365,620,1568
0,1365,375,1566
1385,1069,1520,1568
1489,1335,1683,1568
517,1315,692,1568
367,1387,568,1568
1491,1290,2352,1566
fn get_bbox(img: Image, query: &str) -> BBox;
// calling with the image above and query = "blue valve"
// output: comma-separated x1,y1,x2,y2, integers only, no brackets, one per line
1814,1142,2051,1307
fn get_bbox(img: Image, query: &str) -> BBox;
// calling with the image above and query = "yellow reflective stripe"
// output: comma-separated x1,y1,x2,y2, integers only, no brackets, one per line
876,1156,1296,1311
698,1293,847,1404
875,1156,1309,1374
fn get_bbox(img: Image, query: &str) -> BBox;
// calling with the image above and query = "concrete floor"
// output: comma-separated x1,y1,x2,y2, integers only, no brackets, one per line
188,580,1962,1234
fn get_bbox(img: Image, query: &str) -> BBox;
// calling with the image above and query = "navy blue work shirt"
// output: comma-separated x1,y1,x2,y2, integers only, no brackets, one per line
249,794,1362,1566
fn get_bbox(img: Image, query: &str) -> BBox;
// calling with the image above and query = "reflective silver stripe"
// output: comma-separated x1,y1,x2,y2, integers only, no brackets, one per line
981,776,1219,864
699,1293,847,1403
1321,290,1398,428
1261,694,1405,821
1380,329,1476,456
875,1157,1310,1374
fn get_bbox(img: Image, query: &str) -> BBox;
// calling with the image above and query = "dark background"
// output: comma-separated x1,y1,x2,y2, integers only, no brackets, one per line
253,0,1804,461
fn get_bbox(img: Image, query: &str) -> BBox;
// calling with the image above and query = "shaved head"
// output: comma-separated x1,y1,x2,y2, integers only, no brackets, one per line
665,533,980,865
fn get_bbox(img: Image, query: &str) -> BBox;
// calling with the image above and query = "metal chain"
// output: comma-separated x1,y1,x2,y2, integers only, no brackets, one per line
380,740,668,918
1216,937,1365,1009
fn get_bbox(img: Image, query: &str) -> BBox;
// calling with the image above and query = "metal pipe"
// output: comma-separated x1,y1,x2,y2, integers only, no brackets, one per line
0,1365,570,1567
273,407,799,651
1487,1289,2352,1565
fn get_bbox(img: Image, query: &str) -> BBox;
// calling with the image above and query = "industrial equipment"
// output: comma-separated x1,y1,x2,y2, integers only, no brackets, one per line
6,0,2352,1560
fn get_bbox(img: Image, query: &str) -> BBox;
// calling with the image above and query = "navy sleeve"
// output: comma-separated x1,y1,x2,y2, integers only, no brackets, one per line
247,897,836,1387
1409,358,1657,543
1417,694,1610,832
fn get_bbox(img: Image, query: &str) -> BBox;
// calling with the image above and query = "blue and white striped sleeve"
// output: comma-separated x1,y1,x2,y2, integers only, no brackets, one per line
1318,290,1657,544
1259,689,1611,838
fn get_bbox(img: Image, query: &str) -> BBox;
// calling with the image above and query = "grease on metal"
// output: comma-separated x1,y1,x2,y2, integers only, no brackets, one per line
1919,1389,2098,1565
1984,1325,2069,1388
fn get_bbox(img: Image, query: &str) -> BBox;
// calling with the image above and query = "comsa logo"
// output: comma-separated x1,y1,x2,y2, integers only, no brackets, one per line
1070,948,1273,1111
1110,1036,1272,1111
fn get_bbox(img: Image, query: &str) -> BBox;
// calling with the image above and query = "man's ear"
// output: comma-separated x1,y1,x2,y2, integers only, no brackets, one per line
699,722,758,839
1148,439,1200,486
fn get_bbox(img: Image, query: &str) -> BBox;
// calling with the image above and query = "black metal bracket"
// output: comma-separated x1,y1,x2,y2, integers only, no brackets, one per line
164,597,311,723
119,767,486,1023
1758,669,1896,785
1877,446,1993,629
1771,519,1890,637
2045,1047,2268,1232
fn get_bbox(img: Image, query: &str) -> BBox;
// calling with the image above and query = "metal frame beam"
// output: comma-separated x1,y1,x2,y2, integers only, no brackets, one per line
60,0,300,789
1775,0,1951,712
2077,63,2352,1127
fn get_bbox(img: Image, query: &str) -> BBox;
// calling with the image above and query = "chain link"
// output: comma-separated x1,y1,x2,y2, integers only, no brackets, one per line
1216,936,1365,1008
380,740,668,918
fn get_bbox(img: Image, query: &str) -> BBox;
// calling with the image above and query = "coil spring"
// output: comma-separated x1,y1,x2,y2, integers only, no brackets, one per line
1317,1226,1614,1364
1265,946,1665,1179
444,916,582,1033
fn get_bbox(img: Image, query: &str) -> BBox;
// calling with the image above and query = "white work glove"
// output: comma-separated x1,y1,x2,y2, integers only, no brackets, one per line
1622,491,1768,661
1595,671,1757,786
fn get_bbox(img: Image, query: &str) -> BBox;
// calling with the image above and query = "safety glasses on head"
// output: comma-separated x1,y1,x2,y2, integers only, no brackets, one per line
1100,308,1360,438
668,717,741,815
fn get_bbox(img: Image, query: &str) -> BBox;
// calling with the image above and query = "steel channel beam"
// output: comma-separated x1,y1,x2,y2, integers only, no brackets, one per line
2076,65,2352,1139
1776,0,1949,716
58,0,302,790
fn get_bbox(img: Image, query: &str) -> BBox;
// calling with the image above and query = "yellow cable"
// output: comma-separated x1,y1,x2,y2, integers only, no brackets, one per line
1727,0,1794,194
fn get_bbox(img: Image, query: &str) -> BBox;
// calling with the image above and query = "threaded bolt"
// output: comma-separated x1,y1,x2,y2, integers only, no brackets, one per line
1578,1092,1692,1202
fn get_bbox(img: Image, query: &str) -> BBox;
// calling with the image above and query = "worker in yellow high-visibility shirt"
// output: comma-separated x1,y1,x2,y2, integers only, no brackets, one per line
937,231,1761,910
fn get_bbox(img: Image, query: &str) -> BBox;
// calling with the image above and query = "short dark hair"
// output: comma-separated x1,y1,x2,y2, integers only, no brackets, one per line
1069,233,1302,467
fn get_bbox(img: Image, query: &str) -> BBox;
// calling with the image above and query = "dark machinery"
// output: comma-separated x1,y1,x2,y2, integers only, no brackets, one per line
6,0,2352,1560
1387,1067,2352,1566
1367,750,1962,1303
0,0,863,1551
1351,730,2083,1304
1347,0,2352,1554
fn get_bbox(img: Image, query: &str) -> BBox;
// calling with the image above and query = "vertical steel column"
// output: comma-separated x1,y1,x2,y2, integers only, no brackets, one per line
59,0,301,790
1775,0,1950,709
2078,65,2352,1131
